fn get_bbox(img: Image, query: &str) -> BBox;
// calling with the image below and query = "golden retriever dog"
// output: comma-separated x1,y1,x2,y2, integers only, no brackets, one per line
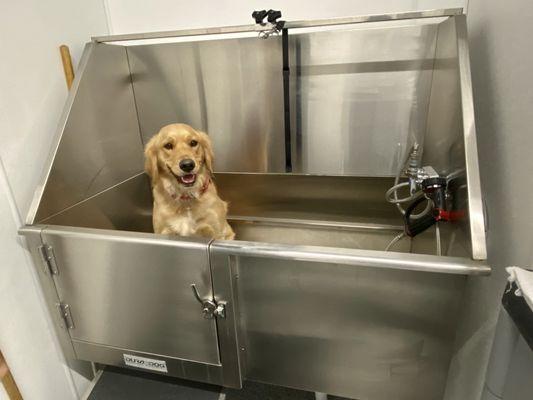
144,123,235,240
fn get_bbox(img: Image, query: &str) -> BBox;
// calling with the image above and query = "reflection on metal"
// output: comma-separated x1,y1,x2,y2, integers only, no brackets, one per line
454,15,487,260
92,9,463,43
20,10,488,400
209,249,466,400
42,227,221,365
30,43,144,224
213,239,488,275
290,23,438,175
73,340,225,386
126,37,285,172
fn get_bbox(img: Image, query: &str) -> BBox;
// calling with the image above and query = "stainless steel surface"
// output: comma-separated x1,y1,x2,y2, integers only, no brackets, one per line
422,16,475,261
35,172,479,271
39,172,153,231
423,17,463,175
209,248,244,388
73,340,224,385
213,239,488,275
229,216,463,256
217,174,401,225
209,247,467,400
30,43,144,224
92,9,464,43
454,15,487,261
126,38,285,172
19,11,492,398
28,13,486,258
290,22,438,175
41,226,220,365
40,173,402,229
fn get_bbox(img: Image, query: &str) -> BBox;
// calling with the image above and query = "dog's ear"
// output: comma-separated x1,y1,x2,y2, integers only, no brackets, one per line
198,131,214,174
144,134,160,184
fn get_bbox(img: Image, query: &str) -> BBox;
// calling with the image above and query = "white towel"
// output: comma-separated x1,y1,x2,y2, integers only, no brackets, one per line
506,266,533,312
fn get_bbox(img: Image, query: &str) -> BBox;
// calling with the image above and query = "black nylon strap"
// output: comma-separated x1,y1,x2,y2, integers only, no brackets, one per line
282,28,292,172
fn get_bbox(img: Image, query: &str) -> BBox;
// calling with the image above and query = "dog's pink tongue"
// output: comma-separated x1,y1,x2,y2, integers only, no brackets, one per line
182,174,195,184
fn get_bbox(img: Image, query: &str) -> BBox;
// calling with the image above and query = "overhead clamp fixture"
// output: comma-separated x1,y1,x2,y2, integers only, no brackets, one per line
252,9,285,39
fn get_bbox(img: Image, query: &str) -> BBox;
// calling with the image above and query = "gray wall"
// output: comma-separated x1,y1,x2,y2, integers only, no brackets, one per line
444,1,533,399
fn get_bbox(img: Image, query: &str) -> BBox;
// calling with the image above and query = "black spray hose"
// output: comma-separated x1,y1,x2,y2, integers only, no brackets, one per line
404,196,436,237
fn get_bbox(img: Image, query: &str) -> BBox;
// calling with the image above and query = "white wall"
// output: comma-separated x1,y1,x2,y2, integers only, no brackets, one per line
104,0,465,34
0,1,108,399
0,1,107,217
444,1,533,399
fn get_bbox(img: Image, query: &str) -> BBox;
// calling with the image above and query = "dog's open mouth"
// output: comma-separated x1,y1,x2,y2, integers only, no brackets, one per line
167,165,197,187
177,174,196,186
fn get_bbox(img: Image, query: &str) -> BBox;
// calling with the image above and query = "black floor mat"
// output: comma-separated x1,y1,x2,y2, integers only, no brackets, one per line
88,367,221,400
88,366,353,400
223,381,352,400
223,381,316,400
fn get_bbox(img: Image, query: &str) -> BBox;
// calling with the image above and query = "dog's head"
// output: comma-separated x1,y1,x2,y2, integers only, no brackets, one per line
144,123,214,189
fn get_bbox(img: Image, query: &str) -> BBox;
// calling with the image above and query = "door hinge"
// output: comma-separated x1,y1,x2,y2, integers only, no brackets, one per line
38,244,59,275
57,303,74,329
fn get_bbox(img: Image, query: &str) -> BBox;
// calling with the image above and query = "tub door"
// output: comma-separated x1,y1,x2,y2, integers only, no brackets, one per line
38,226,240,387
210,243,468,400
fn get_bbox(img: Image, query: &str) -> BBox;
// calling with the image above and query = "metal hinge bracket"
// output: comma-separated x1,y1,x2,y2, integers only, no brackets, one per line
38,244,59,275
57,303,74,329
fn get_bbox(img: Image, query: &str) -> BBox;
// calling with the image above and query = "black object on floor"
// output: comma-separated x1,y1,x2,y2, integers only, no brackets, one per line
503,281,533,350
88,366,221,400
224,381,315,400
88,366,354,400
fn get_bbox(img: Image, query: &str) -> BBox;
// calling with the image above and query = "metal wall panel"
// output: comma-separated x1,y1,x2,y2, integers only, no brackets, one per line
423,17,463,174
37,171,473,258
38,173,400,231
290,23,438,175
41,173,153,232
41,227,220,366
229,255,465,400
127,37,285,173
34,43,144,222
216,174,400,224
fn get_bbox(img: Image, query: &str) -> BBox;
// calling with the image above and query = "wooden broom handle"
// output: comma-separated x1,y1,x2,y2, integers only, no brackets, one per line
59,45,75,89
0,351,23,400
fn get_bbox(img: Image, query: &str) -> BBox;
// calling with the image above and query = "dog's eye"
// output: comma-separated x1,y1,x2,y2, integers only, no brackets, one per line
164,143,173,150
190,140,198,147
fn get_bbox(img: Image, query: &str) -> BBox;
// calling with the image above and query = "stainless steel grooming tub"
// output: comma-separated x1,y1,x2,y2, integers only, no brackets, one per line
20,9,488,400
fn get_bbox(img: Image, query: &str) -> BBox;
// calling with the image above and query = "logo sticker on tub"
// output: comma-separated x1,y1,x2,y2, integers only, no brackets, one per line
123,354,168,373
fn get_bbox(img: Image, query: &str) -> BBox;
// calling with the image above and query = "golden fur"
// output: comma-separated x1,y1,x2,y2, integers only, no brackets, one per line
144,123,235,240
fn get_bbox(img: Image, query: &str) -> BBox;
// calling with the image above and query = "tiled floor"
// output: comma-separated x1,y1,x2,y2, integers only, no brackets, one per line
88,367,353,400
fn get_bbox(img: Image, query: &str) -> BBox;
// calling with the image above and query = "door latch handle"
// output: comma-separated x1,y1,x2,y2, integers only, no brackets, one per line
191,283,204,304
190,284,226,319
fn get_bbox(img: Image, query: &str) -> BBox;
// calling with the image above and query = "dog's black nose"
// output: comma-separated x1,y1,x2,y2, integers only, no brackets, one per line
179,159,195,172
